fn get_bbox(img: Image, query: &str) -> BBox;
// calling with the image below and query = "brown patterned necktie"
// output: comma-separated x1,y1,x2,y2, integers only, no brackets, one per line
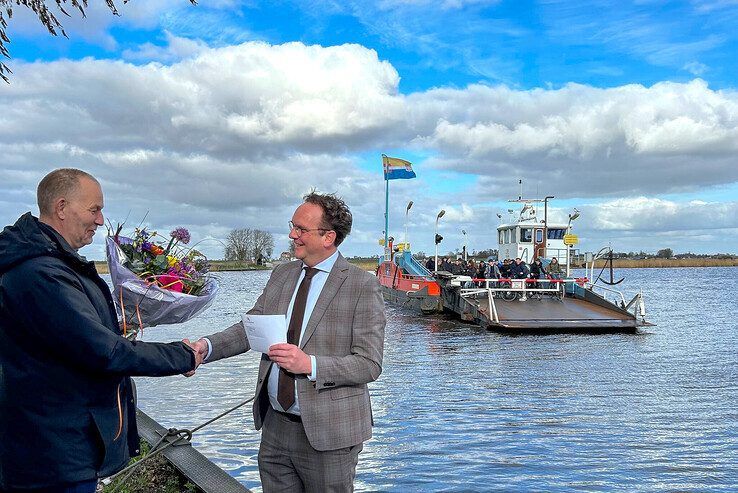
277,266,320,411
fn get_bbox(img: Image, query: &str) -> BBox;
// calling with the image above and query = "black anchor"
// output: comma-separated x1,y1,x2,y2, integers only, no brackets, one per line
597,250,624,285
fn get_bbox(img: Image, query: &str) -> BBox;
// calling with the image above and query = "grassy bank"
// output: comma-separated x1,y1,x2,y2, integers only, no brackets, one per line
208,261,272,271
102,439,199,493
349,259,380,271
589,258,738,268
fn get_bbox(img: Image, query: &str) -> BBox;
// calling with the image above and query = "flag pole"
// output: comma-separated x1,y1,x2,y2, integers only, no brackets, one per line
383,154,389,248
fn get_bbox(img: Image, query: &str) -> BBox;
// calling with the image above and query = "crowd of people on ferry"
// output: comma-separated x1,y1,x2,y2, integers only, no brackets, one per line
424,255,564,288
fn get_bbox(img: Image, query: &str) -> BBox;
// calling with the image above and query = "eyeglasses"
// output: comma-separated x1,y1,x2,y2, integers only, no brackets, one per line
288,221,332,237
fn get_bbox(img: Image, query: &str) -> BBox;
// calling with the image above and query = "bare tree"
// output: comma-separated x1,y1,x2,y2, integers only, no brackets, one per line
224,228,274,264
0,0,196,83
224,228,253,262
252,229,275,264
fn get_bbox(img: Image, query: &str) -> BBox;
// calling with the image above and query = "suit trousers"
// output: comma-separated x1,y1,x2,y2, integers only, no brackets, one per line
258,407,362,493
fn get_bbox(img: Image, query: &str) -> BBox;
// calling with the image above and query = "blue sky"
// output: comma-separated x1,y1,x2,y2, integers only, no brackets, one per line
2,0,738,258
13,0,738,91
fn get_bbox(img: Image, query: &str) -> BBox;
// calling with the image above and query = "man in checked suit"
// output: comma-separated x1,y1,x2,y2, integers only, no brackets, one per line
192,191,386,492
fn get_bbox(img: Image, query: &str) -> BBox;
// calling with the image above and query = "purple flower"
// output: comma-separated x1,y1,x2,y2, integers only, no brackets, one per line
141,241,153,252
170,227,191,245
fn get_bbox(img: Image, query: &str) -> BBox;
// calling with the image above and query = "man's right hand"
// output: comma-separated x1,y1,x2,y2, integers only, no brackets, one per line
182,338,208,377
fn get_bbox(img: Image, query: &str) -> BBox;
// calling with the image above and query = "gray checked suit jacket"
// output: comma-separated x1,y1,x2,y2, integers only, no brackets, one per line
204,253,386,451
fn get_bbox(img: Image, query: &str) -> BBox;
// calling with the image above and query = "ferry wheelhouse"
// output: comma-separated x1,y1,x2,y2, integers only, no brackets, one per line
497,199,573,266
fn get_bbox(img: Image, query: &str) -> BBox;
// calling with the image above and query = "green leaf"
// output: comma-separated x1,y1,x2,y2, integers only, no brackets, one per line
153,255,168,271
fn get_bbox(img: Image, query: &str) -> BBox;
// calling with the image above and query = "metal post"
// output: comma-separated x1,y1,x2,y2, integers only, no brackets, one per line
404,201,413,250
565,209,579,278
543,195,554,258
462,230,467,261
435,209,445,271
384,175,389,248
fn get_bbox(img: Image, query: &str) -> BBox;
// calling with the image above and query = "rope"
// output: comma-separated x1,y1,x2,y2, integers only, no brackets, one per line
101,394,255,491
119,287,127,337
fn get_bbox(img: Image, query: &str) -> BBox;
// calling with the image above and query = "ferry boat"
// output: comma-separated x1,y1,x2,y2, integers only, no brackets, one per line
376,238,443,314
378,197,652,332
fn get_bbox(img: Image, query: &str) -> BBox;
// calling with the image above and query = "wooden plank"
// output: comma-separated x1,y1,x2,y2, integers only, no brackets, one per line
136,409,251,493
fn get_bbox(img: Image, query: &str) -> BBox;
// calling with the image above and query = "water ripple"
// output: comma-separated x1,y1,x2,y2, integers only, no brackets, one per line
124,267,738,492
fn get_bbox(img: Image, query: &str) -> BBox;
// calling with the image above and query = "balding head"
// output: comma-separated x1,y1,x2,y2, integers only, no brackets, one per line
37,168,99,217
37,168,104,250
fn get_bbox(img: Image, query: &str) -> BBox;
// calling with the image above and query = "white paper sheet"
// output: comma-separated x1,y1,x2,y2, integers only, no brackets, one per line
241,314,288,353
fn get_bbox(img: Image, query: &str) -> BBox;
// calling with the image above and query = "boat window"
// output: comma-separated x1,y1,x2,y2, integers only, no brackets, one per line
535,229,543,243
504,229,511,244
520,228,532,243
547,228,566,240
498,230,504,244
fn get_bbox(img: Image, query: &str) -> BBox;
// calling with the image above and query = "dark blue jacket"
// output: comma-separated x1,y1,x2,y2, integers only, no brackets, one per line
509,261,529,279
0,213,196,489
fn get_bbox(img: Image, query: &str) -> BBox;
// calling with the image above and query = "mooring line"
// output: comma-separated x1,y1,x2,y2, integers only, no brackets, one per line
101,395,255,492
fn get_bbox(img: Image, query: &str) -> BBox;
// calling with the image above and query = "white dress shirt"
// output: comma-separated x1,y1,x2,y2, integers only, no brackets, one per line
267,250,338,415
203,251,339,415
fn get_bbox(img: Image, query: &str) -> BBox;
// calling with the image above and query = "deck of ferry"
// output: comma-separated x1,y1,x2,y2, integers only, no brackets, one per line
472,295,640,331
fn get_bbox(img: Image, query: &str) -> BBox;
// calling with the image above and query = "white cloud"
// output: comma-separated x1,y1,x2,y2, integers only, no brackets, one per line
435,204,475,222
122,32,209,63
683,61,709,76
377,0,499,10
419,80,738,196
3,41,738,258
588,197,738,232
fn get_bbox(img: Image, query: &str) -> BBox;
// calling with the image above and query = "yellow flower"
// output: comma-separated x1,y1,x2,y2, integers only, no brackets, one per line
167,255,178,267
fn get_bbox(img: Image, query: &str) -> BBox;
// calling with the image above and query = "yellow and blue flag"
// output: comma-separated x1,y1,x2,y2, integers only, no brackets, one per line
382,155,416,180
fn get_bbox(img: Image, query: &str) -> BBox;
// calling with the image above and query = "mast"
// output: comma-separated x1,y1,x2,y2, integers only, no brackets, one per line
384,158,389,247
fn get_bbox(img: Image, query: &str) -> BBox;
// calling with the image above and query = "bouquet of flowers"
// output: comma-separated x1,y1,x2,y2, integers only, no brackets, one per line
106,225,219,331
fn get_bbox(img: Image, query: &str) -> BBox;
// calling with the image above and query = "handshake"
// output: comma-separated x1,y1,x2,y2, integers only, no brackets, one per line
182,338,209,377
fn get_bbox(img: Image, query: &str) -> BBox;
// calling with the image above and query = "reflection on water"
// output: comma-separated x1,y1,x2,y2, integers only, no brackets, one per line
129,267,738,492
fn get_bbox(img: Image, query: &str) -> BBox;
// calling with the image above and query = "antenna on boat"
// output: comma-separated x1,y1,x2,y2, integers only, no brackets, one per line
518,179,522,200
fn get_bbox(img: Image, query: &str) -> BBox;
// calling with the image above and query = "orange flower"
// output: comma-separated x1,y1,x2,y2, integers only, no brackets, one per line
150,245,164,255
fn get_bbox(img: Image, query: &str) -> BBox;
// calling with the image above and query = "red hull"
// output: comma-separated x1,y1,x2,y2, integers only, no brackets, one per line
376,261,441,296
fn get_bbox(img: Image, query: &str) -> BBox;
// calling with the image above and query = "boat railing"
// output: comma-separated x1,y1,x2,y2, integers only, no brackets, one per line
520,247,530,263
582,247,648,319
455,275,646,320
454,277,584,292
456,278,578,324
377,262,435,282
585,281,647,320
399,273,434,281
586,282,627,307
455,278,578,306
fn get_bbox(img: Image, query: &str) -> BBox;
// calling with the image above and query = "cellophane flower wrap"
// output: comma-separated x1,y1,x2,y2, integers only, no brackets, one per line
106,226,218,329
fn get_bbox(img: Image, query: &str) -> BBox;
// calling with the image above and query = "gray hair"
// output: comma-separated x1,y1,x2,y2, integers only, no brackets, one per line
37,168,98,216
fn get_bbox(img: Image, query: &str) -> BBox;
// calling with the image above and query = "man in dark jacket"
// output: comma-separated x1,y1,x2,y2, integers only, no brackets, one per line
0,169,203,493
509,257,529,279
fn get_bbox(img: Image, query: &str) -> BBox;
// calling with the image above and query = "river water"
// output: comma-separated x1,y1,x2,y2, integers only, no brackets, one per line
130,267,738,492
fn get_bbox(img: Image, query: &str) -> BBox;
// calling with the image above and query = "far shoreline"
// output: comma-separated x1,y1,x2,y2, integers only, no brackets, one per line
95,257,738,275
